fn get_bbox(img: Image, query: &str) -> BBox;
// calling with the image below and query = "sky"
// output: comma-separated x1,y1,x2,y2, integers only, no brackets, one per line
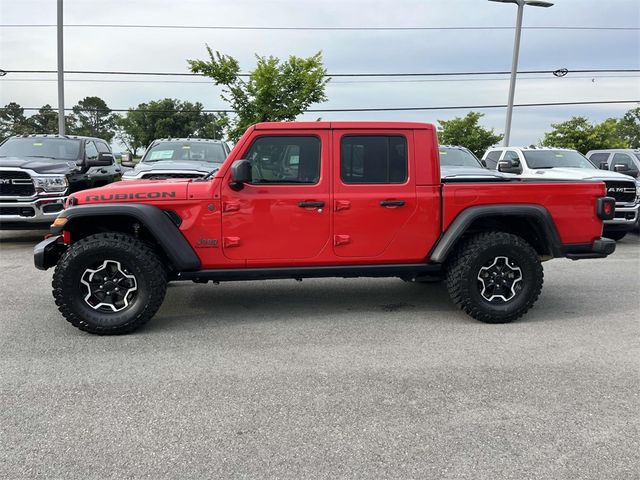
0,0,639,148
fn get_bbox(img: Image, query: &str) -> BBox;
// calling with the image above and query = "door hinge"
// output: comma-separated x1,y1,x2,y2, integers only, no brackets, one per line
334,235,351,246
223,202,240,213
223,237,241,248
334,200,351,212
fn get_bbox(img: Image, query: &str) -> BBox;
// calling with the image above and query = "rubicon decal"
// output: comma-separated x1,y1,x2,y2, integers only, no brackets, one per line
84,192,177,201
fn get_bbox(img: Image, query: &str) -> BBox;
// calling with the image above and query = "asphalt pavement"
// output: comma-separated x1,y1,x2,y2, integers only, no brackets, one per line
1,230,638,479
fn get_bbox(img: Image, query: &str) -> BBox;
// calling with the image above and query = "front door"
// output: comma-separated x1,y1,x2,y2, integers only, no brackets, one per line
332,130,417,259
221,132,330,262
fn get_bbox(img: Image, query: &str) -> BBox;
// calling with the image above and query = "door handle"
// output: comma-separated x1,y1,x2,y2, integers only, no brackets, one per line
380,200,405,207
298,201,325,208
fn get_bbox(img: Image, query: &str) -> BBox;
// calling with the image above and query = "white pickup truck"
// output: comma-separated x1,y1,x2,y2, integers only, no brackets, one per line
482,147,640,241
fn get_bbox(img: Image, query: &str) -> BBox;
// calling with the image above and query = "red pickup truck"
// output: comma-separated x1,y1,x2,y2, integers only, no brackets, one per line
35,122,616,335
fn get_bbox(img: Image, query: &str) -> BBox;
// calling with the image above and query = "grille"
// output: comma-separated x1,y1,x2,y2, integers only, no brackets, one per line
0,206,35,217
0,170,35,197
141,172,203,180
604,180,636,204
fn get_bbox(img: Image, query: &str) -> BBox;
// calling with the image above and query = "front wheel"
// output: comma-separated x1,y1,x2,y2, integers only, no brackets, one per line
52,232,167,334
445,232,543,324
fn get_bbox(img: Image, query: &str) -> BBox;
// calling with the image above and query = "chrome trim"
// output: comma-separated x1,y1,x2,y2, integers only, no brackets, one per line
0,167,69,199
0,196,67,224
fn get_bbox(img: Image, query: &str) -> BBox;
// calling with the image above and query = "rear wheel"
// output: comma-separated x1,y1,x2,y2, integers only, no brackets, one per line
52,232,167,334
446,231,543,323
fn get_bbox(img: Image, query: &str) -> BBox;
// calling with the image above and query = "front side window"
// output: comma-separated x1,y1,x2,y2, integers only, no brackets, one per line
523,150,596,169
612,153,634,169
503,151,520,161
589,152,610,167
0,137,81,160
439,147,483,167
244,136,320,184
341,135,407,184
85,141,98,160
485,151,501,169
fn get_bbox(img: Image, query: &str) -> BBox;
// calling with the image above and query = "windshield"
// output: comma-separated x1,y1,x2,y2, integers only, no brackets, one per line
439,147,483,167
0,137,81,160
523,150,596,169
142,142,226,163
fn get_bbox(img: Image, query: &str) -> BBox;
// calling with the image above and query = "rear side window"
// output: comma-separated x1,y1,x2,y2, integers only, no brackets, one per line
484,151,502,168
612,153,634,168
244,136,320,184
589,152,610,168
341,135,407,184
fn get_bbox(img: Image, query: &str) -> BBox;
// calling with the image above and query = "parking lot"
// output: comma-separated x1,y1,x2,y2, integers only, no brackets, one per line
0,230,638,479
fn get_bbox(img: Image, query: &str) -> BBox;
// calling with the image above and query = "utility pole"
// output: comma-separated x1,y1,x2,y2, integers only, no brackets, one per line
57,0,65,135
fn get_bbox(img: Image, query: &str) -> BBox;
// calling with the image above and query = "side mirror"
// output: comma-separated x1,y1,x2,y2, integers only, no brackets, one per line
613,163,630,173
230,159,252,190
599,162,609,170
498,159,521,174
121,160,136,168
480,159,487,168
86,152,113,167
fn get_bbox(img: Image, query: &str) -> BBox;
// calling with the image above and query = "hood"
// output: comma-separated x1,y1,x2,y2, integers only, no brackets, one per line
441,165,516,181
527,167,636,182
71,178,190,205
0,157,79,174
125,159,217,175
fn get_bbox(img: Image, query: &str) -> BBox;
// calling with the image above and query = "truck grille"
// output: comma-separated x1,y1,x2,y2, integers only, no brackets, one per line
604,180,636,204
0,170,35,197
141,172,204,180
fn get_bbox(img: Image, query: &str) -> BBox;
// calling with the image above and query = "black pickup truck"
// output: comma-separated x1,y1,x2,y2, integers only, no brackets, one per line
0,134,122,229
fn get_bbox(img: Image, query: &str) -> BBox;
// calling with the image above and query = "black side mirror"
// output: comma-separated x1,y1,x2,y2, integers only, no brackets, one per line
230,159,252,190
480,159,487,168
599,162,609,170
498,159,521,174
613,163,630,173
86,152,113,167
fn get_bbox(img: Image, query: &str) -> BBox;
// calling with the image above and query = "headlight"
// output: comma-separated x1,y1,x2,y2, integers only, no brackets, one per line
33,175,68,193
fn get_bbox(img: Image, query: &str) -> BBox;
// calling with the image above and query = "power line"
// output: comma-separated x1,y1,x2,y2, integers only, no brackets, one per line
2,74,638,85
1,24,638,31
5,100,638,114
2,68,639,78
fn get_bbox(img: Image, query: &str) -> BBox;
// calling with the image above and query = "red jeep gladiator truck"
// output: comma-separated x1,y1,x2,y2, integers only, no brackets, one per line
34,122,616,335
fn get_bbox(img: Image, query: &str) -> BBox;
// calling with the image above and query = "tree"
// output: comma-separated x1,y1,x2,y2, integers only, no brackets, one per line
0,102,30,139
27,104,60,133
541,116,628,153
617,107,640,149
437,112,503,158
116,98,228,154
188,46,329,141
68,96,118,141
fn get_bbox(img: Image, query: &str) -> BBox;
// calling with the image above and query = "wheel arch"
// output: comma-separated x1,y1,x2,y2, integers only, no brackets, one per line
429,204,564,263
53,204,201,272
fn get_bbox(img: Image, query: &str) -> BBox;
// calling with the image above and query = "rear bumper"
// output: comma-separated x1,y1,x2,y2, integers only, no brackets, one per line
0,196,66,229
34,234,67,270
564,237,616,260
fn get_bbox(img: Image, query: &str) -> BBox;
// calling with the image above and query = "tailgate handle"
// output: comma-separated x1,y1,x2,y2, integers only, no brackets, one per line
380,200,405,207
298,201,325,208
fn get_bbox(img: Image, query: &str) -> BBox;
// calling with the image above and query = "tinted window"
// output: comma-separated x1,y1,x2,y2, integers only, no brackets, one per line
503,151,520,161
341,135,407,184
0,137,81,160
439,147,483,167
85,141,98,160
244,136,320,184
143,141,227,164
523,150,596,169
588,152,610,167
485,151,502,168
96,141,111,153
612,153,636,170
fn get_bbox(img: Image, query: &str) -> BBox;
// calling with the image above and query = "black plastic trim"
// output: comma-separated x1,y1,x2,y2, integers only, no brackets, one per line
51,203,201,271
565,237,616,260
34,235,67,270
429,204,564,263
177,263,442,282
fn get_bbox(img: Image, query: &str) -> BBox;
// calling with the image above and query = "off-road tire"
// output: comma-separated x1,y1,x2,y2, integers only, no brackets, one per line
52,232,167,335
445,231,543,324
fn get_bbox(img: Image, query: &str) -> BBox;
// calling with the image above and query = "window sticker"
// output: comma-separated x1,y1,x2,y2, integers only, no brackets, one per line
149,150,174,160
555,154,564,158
439,150,447,155
181,145,191,149
33,142,43,146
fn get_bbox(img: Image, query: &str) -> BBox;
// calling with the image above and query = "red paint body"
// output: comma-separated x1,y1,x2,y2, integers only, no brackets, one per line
70,122,606,269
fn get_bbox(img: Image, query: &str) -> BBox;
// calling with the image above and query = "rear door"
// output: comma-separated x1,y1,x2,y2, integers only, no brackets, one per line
331,129,417,258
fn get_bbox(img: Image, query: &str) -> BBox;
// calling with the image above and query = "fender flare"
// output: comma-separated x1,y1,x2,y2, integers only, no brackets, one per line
429,204,564,263
52,203,201,271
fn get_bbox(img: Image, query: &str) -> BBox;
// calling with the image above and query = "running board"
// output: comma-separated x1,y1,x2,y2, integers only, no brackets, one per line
176,263,442,283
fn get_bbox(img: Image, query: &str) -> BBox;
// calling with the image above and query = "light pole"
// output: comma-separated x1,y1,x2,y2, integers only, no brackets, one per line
57,0,65,135
489,0,553,146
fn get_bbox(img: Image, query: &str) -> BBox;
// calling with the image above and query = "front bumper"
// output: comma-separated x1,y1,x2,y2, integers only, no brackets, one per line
34,234,67,270
564,237,616,260
604,202,639,230
0,196,66,229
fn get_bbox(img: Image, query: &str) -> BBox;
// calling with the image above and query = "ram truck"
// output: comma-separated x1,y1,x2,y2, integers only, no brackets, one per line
34,122,617,335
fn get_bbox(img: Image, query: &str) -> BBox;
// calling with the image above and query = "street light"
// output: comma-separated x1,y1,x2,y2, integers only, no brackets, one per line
489,0,554,146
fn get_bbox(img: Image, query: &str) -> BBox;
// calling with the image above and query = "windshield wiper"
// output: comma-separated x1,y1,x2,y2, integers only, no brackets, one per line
198,167,220,181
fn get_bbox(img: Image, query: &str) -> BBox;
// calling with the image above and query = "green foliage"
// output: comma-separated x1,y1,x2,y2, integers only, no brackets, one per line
188,46,329,141
617,107,640,149
27,104,64,133
541,116,629,153
115,98,228,155
437,112,503,158
68,96,118,141
0,102,30,139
